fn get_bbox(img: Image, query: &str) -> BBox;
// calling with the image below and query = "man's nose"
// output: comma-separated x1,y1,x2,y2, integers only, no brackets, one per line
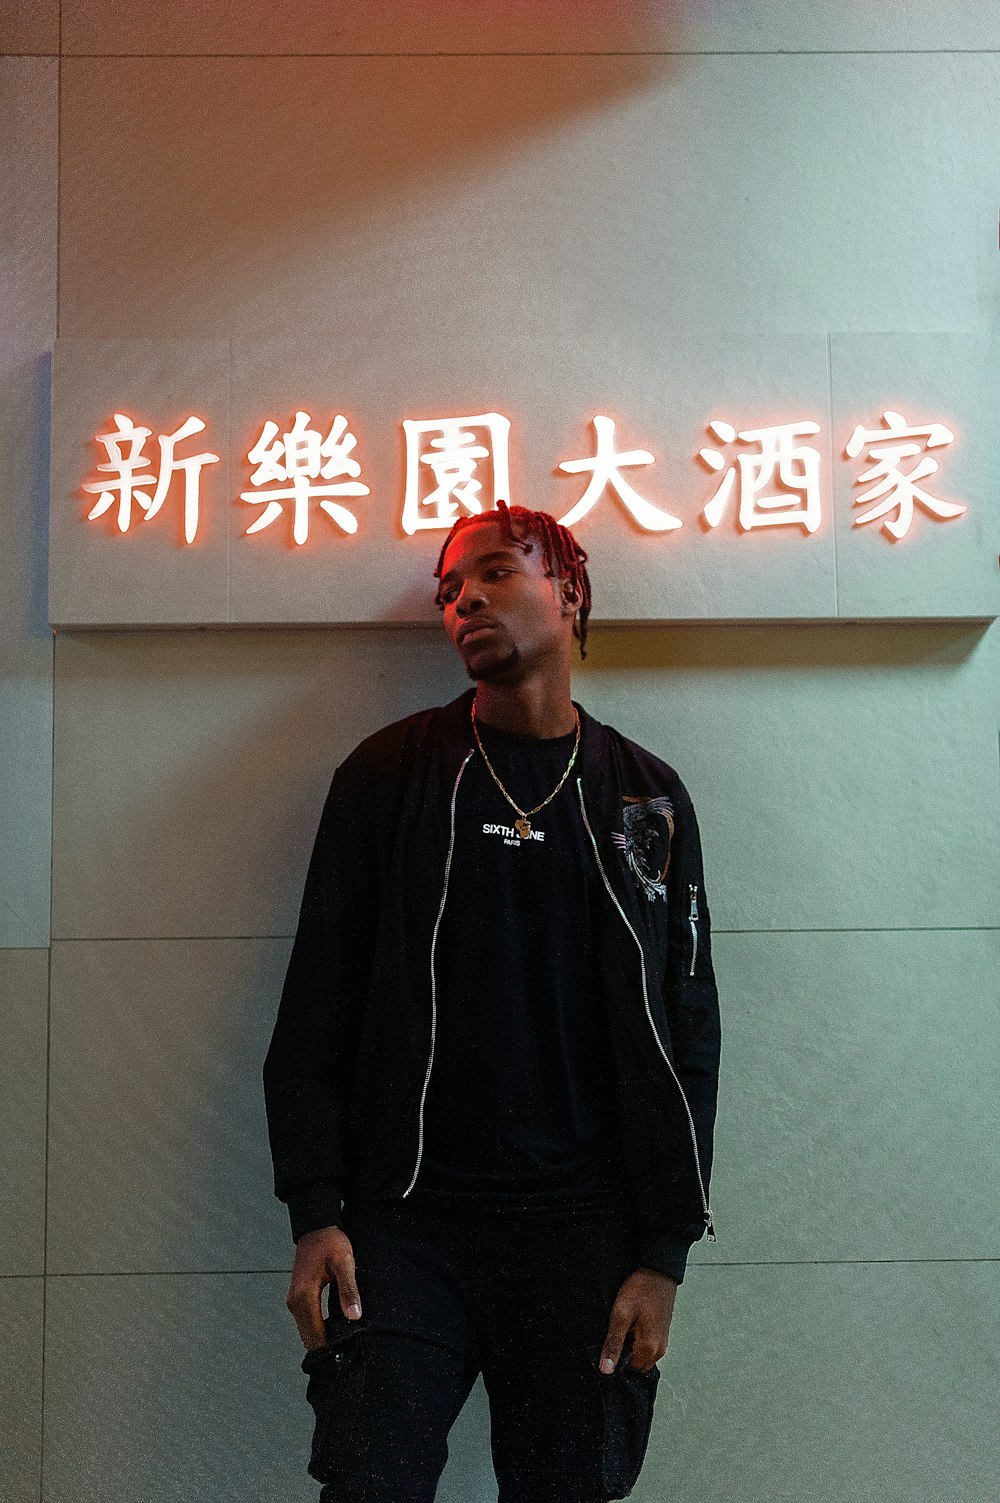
456,583,487,613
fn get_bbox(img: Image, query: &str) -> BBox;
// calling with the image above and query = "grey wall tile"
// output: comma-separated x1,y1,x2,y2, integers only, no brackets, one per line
58,55,1000,343
0,57,58,947
704,928,1000,1274
48,339,231,626
0,1,58,54
583,619,1000,932
228,334,838,626
42,1267,497,1503
49,332,845,625
0,357,55,945
39,1262,1000,1503
0,1273,44,1503
51,627,460,940
649,1262,998,1503
830,331,1000,619
58,1,1000,56
44,930,438,1271
45,922,998,1276
0,949,48,1275
52,622,1000,939
43,1269,316,1503
48,936,295,1272
1,59,58,348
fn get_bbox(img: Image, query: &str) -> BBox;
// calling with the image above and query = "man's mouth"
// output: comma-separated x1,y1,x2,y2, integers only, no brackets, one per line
458,624,499,646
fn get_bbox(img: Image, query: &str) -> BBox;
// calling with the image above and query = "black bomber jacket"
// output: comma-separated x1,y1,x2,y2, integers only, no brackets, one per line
263,686,722,1284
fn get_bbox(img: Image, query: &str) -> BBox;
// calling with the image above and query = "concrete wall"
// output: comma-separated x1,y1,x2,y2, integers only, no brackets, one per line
2,6,998,1500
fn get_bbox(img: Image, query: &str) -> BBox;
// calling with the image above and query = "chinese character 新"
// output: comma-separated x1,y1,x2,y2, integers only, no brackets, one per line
82,413,220,544
698,419,822,533
239,410,370,545
401,413,511,535
844,410,966,540
556,415,682,531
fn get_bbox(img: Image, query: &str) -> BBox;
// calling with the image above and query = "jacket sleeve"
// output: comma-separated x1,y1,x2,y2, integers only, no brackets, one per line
262,751,378,1244
635,774,721,1285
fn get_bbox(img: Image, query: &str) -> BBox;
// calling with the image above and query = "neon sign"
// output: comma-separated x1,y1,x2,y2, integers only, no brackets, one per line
79,407,968,546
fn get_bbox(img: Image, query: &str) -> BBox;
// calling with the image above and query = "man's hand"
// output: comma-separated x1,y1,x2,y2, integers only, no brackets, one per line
286,1225,363,1351
599,1267,678,1374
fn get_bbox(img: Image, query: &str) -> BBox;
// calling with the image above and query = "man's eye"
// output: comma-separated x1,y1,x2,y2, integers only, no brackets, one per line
488,569,512,580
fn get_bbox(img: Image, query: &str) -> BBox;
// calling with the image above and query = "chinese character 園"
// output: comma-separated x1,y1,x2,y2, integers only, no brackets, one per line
401,414,511,535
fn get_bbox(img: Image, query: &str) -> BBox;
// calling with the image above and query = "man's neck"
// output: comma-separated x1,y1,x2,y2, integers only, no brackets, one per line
472,678,577,739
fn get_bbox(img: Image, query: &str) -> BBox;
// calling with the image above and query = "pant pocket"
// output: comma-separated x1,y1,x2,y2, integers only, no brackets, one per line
301,1321,368,1485
584,1340,660,1500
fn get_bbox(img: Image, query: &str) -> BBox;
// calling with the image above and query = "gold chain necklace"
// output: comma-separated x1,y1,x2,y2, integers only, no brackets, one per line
471,697,581,840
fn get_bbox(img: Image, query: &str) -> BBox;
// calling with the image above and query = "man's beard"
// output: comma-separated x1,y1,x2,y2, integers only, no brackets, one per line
466,646,521,683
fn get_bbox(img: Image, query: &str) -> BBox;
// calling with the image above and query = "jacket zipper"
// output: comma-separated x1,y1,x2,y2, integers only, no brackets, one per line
402,748,475,1199
689,883,699,977
577,778,716,1242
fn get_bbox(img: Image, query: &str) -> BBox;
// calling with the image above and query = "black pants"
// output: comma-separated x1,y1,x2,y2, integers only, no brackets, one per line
300,1194,660,1502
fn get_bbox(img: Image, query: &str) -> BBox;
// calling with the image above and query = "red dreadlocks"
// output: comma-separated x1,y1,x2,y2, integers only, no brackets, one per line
432,501,592,660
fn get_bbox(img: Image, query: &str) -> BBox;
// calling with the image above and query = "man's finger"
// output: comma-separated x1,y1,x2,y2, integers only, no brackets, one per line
334,1253,363,1321
286,1277,328,1350
599,1307,635,1373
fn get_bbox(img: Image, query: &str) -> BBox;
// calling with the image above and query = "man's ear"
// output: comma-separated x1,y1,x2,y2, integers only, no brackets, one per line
560,578,582,613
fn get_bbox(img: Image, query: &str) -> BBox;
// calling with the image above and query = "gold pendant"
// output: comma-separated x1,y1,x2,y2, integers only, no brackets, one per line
514,815,531,839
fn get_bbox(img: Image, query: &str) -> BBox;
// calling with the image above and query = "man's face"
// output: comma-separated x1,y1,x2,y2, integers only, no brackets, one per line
436,518,575,684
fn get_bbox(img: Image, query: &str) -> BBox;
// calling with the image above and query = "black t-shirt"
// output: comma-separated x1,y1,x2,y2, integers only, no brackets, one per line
407,710,631,1220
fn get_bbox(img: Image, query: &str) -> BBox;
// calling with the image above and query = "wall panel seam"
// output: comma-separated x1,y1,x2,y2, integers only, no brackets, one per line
54,50,1000,60
43,926,1000,943
2,1255,995,1280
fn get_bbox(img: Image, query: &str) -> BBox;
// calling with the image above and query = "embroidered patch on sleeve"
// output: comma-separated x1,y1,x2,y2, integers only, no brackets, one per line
612,795,675,902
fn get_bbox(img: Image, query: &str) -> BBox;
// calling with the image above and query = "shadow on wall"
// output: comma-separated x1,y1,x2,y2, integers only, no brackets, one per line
586,619,994,674
0,350,52,643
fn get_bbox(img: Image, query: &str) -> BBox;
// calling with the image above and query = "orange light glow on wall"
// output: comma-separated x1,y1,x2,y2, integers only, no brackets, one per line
401,413,511,535
239,410,369,545
698,419,822,533
844,410,966,540
557,415,683,531
82,413,220,543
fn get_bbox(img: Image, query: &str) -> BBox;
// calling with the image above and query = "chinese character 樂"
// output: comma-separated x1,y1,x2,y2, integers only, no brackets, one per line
239,410,370,545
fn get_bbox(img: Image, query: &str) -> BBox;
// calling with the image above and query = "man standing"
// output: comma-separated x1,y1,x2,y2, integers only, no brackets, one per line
263,501,721,1502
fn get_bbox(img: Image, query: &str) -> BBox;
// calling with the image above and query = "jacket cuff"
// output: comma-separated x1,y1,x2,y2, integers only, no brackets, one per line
633,1228,694,1284
287,1181,345,1244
